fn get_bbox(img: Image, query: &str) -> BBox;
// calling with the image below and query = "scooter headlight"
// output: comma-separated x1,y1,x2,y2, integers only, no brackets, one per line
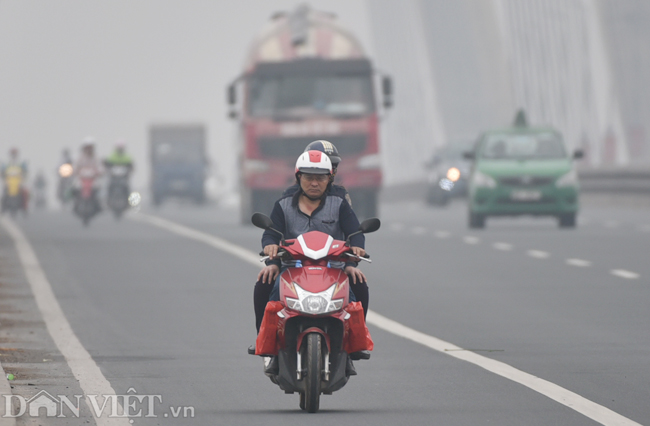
286,283,343,315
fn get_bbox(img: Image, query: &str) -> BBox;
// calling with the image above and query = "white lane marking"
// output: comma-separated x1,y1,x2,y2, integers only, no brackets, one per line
493,242,513,251
134,212,641,426
367,311,641,426
132,213,260,266
411,226,427,235
463,236,480,245
434,230,451,239
610,269,640,280
390,223,404,232
528,250,550,259
566,258,592,267
0,217,129,426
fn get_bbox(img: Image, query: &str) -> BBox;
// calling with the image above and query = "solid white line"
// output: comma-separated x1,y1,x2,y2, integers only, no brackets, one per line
133,212,641,426
366,311,641,426
0,217,129,425
566,258,592,267
528,250,550,259
493,242,513,251
463,236,480,245
132,213,262,269
610,269,640,280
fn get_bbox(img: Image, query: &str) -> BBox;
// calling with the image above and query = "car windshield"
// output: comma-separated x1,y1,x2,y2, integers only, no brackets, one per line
480,133,566,159
248,74,375,118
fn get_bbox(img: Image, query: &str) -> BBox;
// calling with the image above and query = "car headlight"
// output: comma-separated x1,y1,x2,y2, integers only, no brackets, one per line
472,170,497,188
446,167,461,182
556,169,578,187
285,283,343,315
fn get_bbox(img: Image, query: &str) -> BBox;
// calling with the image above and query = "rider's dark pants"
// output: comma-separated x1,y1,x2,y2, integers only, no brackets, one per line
254,276,369,333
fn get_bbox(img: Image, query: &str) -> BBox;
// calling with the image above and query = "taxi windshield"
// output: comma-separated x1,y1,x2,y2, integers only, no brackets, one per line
480,133,566,159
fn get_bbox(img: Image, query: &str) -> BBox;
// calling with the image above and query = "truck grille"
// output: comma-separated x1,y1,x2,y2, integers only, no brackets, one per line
258,135,367,158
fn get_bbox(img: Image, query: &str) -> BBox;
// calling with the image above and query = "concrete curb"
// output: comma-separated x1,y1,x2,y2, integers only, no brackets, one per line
0,362,16,426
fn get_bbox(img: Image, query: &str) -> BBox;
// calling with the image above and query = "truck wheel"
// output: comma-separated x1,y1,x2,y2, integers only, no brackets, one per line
469,212,486,229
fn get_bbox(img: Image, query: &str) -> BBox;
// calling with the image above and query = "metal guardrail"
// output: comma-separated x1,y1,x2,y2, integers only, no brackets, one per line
381,168,650,203
578,168,650,194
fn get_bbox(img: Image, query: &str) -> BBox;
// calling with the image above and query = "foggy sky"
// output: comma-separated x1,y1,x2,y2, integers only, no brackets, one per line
0,0,373,191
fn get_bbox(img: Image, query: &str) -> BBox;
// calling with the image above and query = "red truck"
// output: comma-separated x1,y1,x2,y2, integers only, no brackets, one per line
228,5,392,223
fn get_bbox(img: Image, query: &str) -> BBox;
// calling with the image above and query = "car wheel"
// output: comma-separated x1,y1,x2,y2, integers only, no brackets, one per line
469,212,486,229
558,213,576,228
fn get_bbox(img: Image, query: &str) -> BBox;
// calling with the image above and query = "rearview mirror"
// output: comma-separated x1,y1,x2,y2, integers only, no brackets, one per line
359,217,381,234
251,212,273,230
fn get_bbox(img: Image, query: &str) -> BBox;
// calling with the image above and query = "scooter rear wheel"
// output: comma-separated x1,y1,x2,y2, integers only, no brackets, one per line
304,333,322,413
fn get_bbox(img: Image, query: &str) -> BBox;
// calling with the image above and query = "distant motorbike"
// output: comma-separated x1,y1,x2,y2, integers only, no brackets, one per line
57,163,74,205
251,213,379,413
73,167,101,226
105,164,131,219
2,165,27,217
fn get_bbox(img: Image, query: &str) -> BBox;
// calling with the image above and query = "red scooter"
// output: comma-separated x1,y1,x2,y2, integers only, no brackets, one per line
252,213,379,413
73,167,101,226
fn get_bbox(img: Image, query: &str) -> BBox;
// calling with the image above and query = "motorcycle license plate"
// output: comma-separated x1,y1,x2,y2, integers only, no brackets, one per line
510,190,542,201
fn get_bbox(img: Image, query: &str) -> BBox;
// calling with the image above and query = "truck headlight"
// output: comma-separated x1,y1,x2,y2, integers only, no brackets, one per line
472,170,497,188
556,169,578,187
286,283,343,315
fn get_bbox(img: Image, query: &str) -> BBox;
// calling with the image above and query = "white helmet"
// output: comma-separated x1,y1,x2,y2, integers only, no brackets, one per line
295,150,333,175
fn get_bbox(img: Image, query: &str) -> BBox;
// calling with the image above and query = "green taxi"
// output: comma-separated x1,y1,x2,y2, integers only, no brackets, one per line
465,118,583,229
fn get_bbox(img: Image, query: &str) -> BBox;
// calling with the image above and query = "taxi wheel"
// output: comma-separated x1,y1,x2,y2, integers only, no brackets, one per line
469,212,485,229
558,213,576,228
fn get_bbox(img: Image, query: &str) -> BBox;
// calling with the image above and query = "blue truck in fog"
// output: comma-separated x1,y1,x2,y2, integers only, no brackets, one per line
149,124,208,205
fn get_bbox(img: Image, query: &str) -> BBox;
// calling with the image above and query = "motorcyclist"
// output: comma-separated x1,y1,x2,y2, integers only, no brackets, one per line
1,148,29,212
281,140,352,207
104,141,134,192
57,148,74,204
252,149,370,339
33,170,47,210
73,138,103,212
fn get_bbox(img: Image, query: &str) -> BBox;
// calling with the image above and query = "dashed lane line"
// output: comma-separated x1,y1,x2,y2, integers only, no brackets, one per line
1,217,130,426
610,269,640,280
434,230,451,239
566,258,593,267
493,242,513,251
463,236,480,245
411,226,427,235
528,250,550,259
133,212,641,426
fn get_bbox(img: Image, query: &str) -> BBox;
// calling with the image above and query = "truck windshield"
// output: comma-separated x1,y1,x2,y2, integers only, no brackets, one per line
152,142,203,163
248,74,375,118
480,133,566,160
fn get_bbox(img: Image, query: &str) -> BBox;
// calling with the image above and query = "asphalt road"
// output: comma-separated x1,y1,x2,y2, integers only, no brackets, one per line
2,194,648,425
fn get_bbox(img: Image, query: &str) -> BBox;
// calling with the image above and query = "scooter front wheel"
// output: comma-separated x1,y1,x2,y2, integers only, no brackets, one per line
303,333,322,413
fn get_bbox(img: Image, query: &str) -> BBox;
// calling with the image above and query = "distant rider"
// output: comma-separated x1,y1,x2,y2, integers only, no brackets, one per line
73,139,103,211
104,142,134,192
1,148,29,211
